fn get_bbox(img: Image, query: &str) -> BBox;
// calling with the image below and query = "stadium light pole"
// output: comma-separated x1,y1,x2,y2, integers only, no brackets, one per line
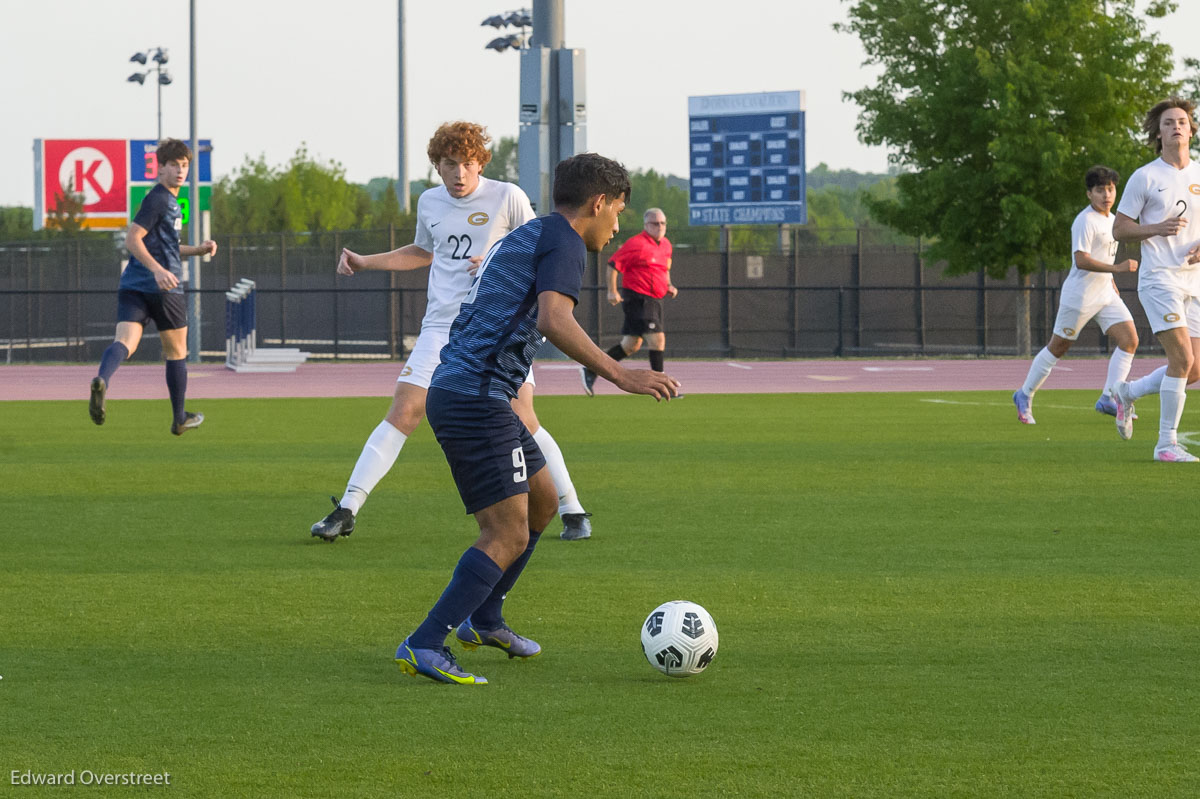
187,0,202,363
126,48,172,142
397,0,409,212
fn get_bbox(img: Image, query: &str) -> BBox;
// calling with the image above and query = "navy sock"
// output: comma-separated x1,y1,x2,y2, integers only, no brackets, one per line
165,359,188,425
606,344,628,362
648,350,665,372
97,342,129,386
471,531,542,630
410,547,504,651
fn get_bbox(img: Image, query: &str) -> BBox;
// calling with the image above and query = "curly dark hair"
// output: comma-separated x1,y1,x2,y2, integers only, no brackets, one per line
1143,97,1198,153
1084,165,1119,190
552,153,631,209
426,122,493,167
156,138,193,165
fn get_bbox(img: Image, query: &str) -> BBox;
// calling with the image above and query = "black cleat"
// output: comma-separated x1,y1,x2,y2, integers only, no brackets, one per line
580,366,597,397
170,411,205,436
89,377,107,425
311,496,355,541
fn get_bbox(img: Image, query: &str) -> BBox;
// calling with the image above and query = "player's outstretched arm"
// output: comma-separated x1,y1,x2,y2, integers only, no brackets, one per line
537,290,679,401
336,245,433,276
1113,212,1187,243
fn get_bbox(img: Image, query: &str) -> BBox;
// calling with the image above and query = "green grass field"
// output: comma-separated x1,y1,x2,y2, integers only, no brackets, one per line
2,390,1198,797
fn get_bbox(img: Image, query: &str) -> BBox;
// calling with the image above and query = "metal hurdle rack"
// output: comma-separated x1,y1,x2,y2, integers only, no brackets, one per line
224,279,309,372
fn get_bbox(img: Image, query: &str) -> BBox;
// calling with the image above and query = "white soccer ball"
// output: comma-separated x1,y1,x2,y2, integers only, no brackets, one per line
640,600,718,678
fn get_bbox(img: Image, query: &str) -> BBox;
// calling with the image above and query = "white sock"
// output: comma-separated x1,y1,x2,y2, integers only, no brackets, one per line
340,421,407,515
1128,365,1168,401
1021,347,1058,395
1104,349,1135,395
1158,376,1187,449
532,426,585,515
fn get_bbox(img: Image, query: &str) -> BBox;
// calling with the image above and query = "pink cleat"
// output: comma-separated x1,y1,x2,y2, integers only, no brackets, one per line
1153,443,1199,463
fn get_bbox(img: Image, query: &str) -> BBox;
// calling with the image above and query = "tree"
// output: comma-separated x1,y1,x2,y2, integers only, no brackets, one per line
840,0,1179,353
482,136,519,183
45,181,87,236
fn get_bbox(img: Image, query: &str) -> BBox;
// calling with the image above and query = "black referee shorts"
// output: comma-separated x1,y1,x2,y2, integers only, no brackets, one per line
620,289,665,336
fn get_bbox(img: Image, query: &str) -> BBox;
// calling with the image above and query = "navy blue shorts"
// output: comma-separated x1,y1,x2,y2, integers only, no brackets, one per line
117,289,187,331
426,386,546,515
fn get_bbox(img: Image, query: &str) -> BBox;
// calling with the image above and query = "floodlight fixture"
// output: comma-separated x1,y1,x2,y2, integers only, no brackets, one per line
152,48,169,65
130,51,148,64
158,71,173,86
125,47,172,141
127,72,147,84
485,36,513,52
482,14,506,27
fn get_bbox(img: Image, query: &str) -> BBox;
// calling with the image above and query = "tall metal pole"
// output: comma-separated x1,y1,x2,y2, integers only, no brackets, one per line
187,0,201,362
156,62,163,142
397,0,410,212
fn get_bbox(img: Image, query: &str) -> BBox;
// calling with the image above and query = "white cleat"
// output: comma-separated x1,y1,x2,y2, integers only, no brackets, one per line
1153,443,1199,463
1112,381,1135,440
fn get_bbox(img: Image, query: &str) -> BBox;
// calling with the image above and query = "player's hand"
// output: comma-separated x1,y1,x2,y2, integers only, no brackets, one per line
1155,217,1187,237
666,285,679,299
613,367,680,401
1121,259,1138,273
154,269,179,291
467,255,483,276
607,289,621,306
337,248,361,276
201,240,218,257
1186,245,1200,267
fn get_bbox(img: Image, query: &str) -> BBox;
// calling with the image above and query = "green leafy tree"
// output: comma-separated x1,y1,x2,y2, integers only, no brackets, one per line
840,0,1179,352
482,136,520,183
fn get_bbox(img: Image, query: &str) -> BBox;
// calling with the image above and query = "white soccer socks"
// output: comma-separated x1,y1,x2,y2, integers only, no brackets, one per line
532,426,586,516
341,421,408,515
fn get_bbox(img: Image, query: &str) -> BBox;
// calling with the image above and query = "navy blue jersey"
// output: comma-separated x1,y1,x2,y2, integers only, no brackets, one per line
120,184,184,294
432,213,586,400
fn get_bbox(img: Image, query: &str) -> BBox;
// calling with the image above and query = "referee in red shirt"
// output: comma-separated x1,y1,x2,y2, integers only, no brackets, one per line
582,208,677,395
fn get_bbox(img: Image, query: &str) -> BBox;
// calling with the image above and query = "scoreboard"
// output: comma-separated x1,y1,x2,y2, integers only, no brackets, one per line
687,91,806,226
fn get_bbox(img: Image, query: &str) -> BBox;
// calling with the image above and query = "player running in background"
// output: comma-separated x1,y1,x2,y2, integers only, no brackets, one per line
88,138,216,435
1012,165,1139,424
310,122,594,542
395,152,679,685
1110,98,1200,462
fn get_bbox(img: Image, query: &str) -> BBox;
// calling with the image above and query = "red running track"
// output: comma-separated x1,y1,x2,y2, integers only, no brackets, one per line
0,358,1160,402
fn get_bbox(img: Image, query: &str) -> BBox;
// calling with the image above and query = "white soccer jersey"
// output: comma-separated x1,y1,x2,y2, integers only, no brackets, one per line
1116,157,1200,290
1059,205,1119,309
413,176,535,328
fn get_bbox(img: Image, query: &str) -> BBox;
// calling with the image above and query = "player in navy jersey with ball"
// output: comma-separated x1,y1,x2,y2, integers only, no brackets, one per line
89,138,216,435
395,153,679,685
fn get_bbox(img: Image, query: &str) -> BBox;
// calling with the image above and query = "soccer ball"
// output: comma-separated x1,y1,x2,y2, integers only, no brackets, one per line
640,600,718,678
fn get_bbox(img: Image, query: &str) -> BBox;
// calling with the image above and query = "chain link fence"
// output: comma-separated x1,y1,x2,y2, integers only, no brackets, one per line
1,228,1155,364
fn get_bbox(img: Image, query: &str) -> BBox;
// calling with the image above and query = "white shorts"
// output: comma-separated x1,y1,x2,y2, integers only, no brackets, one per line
1052,294,1134,340
1139,283,1200,336
396,326,535,388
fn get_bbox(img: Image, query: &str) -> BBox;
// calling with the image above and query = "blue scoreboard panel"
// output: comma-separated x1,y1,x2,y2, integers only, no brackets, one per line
687,91,806,226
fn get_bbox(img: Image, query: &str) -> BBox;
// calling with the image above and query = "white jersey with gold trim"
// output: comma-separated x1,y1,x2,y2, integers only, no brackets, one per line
1116,157,1200,291
413,176,535,329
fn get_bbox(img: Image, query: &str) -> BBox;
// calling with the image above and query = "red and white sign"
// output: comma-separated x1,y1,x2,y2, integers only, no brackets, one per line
36,139,129,230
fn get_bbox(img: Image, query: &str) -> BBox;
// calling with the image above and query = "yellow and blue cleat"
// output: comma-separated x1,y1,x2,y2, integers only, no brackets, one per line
455,621,541,659
395,638,487,685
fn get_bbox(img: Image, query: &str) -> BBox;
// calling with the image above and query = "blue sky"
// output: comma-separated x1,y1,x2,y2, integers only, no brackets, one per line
2,0,1197,207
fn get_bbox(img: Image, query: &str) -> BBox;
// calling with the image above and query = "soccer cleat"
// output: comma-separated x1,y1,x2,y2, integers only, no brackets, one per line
170,411,204,436
1094,394,1118,417
455,621,541,659
1012,389,1035,425
311,496,355,541
89,377,107,425
580,366,597,397
395,638,487,685
1113,381,1135,440
1153,443,1199,463
560,512,592,541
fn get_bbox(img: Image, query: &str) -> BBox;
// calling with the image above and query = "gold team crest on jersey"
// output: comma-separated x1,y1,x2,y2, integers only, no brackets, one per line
1189,184,1200,196
1165,313,1181,323
468,212,489,226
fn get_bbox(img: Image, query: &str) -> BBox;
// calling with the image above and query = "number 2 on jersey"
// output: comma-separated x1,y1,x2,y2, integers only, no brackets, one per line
447,234,472,259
